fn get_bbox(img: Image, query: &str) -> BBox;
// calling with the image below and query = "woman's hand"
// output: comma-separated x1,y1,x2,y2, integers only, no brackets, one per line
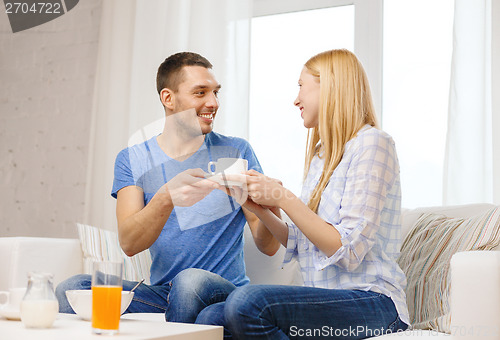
243,170,287,208
221,184,266,214
219,172,289,252
221,170,287,209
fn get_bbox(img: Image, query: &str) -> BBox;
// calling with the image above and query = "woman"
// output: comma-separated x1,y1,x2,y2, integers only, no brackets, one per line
223,49,410,339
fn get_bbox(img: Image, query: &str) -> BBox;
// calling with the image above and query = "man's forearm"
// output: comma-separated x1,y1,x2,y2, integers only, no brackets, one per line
256,208,288,248
246,207,288,256
118,190,174,256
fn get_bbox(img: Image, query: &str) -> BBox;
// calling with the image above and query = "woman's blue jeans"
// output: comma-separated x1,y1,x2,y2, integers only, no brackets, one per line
224,285,408,339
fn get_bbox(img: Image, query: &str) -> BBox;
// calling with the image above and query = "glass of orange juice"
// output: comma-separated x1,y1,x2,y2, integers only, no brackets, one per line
91,261,123,335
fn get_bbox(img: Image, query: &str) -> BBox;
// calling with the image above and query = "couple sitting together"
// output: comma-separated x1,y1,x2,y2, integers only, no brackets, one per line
56,50,409,339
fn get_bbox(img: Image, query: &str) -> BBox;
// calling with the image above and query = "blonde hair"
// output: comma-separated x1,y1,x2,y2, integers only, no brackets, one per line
303,49,379,213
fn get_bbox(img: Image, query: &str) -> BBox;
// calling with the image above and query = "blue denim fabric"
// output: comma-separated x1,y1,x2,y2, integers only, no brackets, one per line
224,285,408,340
196,302,232,338
55,274,170,314
165,268,236,323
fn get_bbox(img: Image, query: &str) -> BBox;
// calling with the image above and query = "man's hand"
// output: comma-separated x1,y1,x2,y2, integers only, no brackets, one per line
165,168,220,207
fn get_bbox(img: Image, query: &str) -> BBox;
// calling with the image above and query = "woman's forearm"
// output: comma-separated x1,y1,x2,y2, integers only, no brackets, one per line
279,189,342,257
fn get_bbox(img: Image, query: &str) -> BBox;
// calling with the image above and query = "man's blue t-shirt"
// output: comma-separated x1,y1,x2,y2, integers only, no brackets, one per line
111,132,262,287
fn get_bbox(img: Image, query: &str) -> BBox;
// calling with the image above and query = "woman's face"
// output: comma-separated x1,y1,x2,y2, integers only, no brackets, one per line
294,67,320,129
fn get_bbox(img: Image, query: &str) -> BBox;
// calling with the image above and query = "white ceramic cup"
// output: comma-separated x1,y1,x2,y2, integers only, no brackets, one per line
0,287,27,311
207,158,248,176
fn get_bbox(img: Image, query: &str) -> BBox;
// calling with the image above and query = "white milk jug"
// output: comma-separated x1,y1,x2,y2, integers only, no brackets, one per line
20,272,59,328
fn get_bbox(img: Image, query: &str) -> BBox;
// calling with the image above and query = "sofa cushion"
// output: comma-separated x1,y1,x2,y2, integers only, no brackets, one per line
76,223,152,284
397,206,500,333
401,203,496,241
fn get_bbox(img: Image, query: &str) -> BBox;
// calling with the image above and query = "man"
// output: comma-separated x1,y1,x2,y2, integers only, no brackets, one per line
56,52,280,323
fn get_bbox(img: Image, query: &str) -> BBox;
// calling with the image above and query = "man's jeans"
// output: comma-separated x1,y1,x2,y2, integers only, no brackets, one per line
224,285,409,339
55,268,236,322
55,274,170,314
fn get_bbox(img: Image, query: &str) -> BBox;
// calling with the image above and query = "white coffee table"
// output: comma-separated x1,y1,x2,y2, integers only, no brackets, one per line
0,313,223,339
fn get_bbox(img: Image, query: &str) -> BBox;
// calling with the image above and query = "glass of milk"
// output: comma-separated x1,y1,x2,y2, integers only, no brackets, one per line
20,272,59,328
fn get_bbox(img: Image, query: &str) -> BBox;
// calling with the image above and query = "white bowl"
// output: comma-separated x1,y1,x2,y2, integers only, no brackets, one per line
65,290,134,321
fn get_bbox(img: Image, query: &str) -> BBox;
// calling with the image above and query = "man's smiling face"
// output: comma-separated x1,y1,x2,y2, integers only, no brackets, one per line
171,65,221,135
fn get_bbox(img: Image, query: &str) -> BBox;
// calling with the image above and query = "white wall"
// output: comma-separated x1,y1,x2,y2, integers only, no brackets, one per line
0,0,102,238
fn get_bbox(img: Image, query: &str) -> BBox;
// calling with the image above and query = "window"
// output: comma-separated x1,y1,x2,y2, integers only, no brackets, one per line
250,0,454,208
249,5,355,195
382,0,454,208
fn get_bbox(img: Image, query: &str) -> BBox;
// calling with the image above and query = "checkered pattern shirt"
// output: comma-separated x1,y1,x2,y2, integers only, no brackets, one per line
283,125,409,325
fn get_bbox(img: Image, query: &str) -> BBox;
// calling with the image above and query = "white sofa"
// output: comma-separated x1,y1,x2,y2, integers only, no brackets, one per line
1,203,498,339
0,237,83,291
245,203,499,339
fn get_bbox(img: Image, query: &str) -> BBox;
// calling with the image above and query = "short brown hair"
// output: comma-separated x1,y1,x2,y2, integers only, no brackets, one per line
156,52,213,94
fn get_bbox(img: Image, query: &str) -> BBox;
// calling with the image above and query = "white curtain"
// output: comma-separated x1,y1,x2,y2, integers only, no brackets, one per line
443,0,494,205
84,0,252,229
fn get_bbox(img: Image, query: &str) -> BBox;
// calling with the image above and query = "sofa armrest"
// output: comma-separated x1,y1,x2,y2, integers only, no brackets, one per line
0,237,83,291
450,251,500,339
